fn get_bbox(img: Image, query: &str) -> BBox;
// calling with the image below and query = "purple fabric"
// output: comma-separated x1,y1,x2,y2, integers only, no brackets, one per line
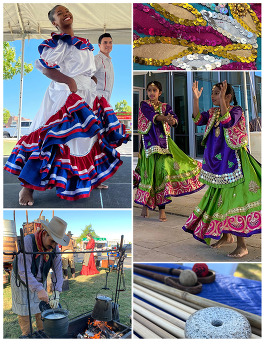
249,3,261,22
17,235,63,293
200,107,243,175
141,102,178,151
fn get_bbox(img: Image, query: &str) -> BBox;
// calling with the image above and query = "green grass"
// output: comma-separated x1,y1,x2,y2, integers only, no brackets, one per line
3,139,17,156
3,263,131,338
234,263,261,281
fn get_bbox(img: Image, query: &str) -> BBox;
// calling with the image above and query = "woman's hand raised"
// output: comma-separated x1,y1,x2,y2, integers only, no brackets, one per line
192,81,203,100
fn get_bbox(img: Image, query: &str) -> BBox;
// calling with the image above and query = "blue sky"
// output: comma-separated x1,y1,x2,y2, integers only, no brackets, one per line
4,39,132,120
3,209,132,242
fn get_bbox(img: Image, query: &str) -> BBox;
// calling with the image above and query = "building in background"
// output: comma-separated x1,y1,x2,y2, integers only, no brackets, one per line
133,71,261,160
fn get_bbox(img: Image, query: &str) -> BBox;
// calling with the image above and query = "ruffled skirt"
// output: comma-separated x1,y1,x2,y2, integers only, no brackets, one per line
134,137,204,209
183,148,261,243
4,93,129,201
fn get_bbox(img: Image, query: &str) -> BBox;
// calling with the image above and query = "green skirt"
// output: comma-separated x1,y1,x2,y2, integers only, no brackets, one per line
134,137,204,209
183,148,261,243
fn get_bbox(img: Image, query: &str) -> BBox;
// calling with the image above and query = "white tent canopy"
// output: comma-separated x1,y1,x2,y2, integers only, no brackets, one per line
3,3,131,44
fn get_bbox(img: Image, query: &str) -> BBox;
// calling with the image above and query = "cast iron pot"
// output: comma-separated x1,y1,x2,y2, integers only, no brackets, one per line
41,307,69,338
92,289,113,321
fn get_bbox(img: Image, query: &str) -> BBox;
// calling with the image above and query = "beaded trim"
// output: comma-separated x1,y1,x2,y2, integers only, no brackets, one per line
219,110,231,124
133,37,257,66
149,3,207,26
200,150,243,186
173,54,230,71
202,3,229,15
142,135,170,158
229,3,261,37
193,112,203,124
133,3,232,47
200,10,258,46
195,200,261,222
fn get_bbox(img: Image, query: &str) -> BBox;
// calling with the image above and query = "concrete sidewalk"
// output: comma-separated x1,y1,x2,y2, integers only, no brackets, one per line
3,142,132,209
133,187,261,262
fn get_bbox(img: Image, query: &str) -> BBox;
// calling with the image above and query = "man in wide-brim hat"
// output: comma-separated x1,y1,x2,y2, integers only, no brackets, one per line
11,216,69,338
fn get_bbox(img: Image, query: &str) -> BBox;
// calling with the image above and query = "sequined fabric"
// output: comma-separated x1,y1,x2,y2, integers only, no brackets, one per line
133,3,261,70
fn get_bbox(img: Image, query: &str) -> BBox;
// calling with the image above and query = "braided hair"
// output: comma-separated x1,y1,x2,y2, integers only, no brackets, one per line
214,82,238,105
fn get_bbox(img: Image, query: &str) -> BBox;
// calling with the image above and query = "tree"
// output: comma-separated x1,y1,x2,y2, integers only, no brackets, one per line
3,41,33,80
114,100,132,113
3,108,11,125
75,224,100,244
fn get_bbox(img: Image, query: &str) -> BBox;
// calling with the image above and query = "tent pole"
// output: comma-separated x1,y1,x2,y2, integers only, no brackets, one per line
17,35,25,139
243,72,251,152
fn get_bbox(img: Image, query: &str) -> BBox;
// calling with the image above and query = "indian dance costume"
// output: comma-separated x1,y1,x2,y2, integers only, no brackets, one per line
4,33,129,200
80,238,99,276
134,100,204,209
183,106,261,243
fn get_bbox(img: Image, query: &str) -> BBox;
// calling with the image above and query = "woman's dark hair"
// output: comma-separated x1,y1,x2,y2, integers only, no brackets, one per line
146,81,162,92
214,82,238,105
48,5,61,22
98,33,112,44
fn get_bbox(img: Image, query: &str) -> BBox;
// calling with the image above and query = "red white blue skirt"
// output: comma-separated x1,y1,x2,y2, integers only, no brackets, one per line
4,93,129,200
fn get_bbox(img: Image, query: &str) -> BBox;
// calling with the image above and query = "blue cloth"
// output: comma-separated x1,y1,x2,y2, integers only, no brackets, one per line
134,263,261,316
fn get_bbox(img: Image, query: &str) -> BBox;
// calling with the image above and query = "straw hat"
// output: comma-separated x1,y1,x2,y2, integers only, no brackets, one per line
40,216,69,246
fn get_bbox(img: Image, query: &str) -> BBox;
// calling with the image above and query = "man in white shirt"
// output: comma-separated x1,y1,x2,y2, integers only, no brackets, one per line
94,33,114,103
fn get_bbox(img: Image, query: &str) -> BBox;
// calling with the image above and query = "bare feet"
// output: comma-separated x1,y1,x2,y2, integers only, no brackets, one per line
141,206,149,218
211,233,234,248
96,184,108,189
19,187,34,206
159,208,167,222
228,236,248,258
227,247,248,258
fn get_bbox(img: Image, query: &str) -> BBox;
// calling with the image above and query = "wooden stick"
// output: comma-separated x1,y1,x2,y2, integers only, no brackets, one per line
159,292,201,310
39,210,43,218
133,319,162,339
135,283,197,314
251,326,261,337
134,303,185,338
134,285,191,320
134,312,176,339
134,297,185,330
26,210,28,225
134,275,261,329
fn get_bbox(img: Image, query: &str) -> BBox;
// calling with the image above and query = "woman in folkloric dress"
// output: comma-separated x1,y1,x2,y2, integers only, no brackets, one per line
134,80,204,222
183,81,261,258
4,5,129,205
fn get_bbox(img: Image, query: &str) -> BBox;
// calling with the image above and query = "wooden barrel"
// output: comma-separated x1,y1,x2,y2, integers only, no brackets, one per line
3,219,18,263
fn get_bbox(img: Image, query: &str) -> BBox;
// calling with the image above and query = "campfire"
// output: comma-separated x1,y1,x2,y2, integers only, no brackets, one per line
77,317,130,339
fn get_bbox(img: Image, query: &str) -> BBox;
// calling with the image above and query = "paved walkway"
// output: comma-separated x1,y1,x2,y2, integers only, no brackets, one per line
133,185,261,263
3,142,132,209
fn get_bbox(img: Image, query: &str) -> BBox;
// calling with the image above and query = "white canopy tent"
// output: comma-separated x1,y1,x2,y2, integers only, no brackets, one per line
3,3,132,138
3,3,131,43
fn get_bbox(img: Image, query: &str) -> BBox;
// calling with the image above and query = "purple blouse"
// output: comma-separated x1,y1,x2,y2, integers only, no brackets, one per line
195,106,245,187
140,101,178,158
